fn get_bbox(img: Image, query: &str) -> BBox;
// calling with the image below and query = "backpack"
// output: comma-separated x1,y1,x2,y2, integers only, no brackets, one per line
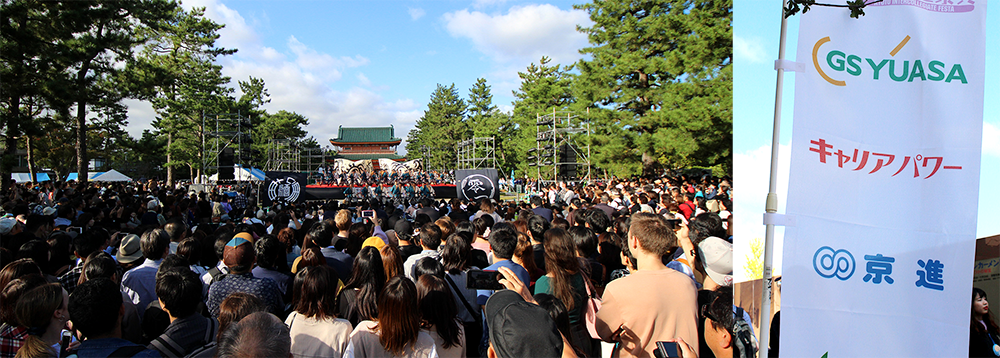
733,307,758,358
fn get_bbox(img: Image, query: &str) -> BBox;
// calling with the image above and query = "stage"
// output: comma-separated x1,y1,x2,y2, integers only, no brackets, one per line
301,184,457,200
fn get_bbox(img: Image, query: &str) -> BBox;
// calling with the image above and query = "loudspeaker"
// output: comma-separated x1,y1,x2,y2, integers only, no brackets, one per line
219,148,235,180
559,143,577,179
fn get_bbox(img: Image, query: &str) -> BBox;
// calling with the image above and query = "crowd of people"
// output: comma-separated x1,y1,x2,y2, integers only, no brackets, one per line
0,172,744,358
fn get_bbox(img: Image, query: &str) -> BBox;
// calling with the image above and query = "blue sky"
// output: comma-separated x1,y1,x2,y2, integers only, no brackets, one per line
125,0,592,153
732,1,999,281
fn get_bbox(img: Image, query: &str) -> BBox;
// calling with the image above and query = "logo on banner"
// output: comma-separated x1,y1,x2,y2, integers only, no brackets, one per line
813,246,855,280
268,177,300,203
870,0,975,13
460,174,495,201
812,36,967,86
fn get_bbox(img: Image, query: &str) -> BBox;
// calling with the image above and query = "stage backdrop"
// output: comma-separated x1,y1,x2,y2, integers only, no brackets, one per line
261,172,308,204
782,2,985,357
455,169,500,202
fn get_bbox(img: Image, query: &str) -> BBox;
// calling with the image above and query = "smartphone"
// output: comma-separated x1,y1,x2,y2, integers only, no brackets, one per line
68,227,83,236
665,219,682,229
467,269,505,290
653,341,680,358
361,210,375,218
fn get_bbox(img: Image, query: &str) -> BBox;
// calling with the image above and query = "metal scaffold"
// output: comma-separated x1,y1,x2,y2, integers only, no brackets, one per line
528,109,591,183
456,137,497,170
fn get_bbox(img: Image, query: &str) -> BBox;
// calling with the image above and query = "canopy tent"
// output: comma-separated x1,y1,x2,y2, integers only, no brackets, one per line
10,173,51,183
208,165,265,182
65,172,102,181
92,169,132,182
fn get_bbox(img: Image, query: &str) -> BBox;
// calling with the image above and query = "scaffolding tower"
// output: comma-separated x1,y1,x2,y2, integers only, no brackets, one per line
456,137,497,170
202,111,253,184
527,110,591,183
265,139,300,171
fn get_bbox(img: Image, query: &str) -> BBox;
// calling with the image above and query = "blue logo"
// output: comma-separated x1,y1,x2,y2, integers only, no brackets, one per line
813,246,855,280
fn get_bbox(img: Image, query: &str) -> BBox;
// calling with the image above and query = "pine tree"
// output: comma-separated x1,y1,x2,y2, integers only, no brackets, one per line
575,0,732,175
406,84,468,171
510,57,575,178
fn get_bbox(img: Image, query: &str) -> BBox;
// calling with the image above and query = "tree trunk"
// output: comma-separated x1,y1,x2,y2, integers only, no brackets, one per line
167,132,174,187
1,98,21,193
27,136,36,184
76,100,88,184
642,151,657,176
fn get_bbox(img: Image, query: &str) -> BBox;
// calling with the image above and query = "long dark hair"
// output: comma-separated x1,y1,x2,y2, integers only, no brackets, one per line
972,287,999,334
441,234,470,274
416,275,462,349
543,228,581,311
295,265,339,320
376,276,421,356
345,246,386,321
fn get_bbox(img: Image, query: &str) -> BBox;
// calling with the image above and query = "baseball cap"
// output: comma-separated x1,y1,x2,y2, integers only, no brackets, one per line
41,207,57,216
698,236,733,287
394,220,413,241
223,237,255,268
362,236,386,251
485,290,563,358
0,217,17,235
117,234,143,264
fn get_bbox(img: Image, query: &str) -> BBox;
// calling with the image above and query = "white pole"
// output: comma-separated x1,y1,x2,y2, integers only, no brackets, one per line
759,1,789,357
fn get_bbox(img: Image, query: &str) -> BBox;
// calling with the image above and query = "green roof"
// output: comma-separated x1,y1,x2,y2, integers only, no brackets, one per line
333,153,405,160
330,126,401,144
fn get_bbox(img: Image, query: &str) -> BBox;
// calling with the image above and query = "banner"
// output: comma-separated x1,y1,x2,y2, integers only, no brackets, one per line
261,172,308,204
455,169,500,201
781,2,985,357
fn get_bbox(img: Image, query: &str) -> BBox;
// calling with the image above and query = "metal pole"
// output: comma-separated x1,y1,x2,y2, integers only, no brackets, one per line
759,2,789,357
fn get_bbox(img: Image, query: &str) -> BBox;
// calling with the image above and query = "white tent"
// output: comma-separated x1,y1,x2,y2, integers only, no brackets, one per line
208,166,265,182
10,173,51,183
65,172,102,181
92,169,132,182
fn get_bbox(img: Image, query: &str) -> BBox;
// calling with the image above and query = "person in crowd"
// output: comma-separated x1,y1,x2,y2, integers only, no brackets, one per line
441,234,481,357
0,259,41,296
206,236,284,317
58,227,109,294
595,213,698,358
970,287,1000,358
252,236,293,298
116,233,144,273
338,246,386,327
216,312,291,358
121,228,170,318
379,245,405,281
403,223,442,281
67,278,160,357
470,216,493,255
477,225,531,307
527,214,550,273
311,221,353,283
292,246,324,274
702,286,749,358
534,228,596,357
149,266,217,357
186,291,268,358
286,265,353,358
12,283,68,358
344,276,438,358
569,226,605,293
0,274,47,358
416,275,465,358
484,289,566,358
531,196,553,222
77,251,142,344
394,220,421,261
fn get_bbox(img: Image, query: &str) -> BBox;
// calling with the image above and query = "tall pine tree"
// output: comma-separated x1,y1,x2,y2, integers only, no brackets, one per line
575,0,732,175
406,83,467,171
510,57,575,178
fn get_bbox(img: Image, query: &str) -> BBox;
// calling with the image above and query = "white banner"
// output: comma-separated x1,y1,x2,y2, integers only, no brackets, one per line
782,1,986,357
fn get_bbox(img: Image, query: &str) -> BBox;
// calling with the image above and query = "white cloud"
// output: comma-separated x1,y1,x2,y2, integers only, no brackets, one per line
123,0,420,157
733,143,790,282
734,35,767,64
408,7,426,20
983,122,1000,157
357,73,371,87
442,4,591,66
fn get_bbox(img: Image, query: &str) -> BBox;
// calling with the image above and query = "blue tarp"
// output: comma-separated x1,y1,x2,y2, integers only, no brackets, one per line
11,173,51,183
